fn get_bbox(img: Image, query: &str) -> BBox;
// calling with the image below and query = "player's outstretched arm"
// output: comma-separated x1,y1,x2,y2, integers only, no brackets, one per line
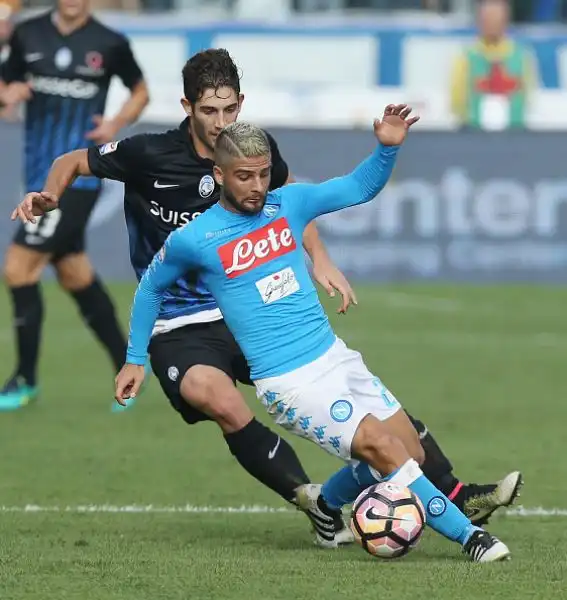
125,228,198,367
116,228,198,405
291,104,418,224
11,135,146,223
10,149,91,223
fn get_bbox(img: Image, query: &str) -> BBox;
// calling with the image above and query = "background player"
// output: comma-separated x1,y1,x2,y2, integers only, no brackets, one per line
0,0,149,411
0,0,18,98
11,48,520,529
116,114,512,561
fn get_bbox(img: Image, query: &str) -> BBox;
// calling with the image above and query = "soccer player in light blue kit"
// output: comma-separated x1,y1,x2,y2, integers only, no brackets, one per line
117,104,510,562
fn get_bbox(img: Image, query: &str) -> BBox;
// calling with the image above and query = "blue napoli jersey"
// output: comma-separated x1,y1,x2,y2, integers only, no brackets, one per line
127,143,400,379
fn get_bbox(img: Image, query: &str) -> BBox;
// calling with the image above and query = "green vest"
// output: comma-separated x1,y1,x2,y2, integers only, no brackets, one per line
465,43,527,129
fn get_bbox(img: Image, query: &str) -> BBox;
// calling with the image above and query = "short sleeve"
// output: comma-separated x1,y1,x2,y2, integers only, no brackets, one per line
0,26,27,83
87,135,147,183
109,36,144,91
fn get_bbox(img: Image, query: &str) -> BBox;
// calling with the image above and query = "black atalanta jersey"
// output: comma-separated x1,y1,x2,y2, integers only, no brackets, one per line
87,118,290,322
0,10,143,192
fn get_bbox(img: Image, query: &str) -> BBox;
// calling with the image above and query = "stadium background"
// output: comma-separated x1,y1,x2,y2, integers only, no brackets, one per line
1,2,566,599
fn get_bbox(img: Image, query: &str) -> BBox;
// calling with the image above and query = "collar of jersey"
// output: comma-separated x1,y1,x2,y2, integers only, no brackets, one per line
213,200,265,221
50,10,93,38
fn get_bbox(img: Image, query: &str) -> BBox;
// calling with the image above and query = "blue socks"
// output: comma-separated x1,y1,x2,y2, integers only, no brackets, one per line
321,459,479,545
321,464,366,510
385,459,479,544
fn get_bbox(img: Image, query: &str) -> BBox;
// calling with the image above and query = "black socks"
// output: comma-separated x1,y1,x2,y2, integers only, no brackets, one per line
70,278,127,373
225,418,310,504
9,283,44,386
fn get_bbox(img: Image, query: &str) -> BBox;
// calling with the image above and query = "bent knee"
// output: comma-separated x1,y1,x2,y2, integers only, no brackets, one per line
180,367,252,429
359,430,403,458
4,261,28,287
3,245,47,286
55,255,94,291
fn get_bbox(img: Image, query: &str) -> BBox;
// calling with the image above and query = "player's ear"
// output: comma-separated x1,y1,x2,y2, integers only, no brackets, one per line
213,164,224,187
180,97,192,117
237,94,244,111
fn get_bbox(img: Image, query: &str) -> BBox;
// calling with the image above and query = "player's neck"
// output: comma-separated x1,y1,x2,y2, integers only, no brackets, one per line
480,33,506,46
52,11,90,36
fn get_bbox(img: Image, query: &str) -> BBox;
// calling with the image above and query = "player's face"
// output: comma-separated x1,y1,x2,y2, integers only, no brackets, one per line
214,155,272,215
183,87,243,153
478,0,509,39
57,0,90,19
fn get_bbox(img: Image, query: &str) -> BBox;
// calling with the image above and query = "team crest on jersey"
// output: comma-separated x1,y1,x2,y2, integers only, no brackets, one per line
55,47,72,70
99,141,118,156
263,205,278,218
199,175,215,198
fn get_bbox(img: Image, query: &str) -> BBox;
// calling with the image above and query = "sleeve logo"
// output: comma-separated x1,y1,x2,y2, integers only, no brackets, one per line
99,141,118,155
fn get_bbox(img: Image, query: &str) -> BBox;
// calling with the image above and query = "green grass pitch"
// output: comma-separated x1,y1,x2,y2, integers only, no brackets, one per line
0,282,566,600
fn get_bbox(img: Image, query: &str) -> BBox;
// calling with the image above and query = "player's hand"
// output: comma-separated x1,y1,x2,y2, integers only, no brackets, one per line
373,104,419,146
0,82,32,107
114,363,146,406
85,114,120,145
312,259,358,314
10,191,59,224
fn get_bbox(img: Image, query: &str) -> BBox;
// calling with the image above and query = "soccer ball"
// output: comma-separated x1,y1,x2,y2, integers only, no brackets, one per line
350,482,426,559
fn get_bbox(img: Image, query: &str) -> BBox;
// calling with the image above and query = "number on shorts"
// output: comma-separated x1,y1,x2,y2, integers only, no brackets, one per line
373,376,398,408
381,389,398,408
24,209,62,239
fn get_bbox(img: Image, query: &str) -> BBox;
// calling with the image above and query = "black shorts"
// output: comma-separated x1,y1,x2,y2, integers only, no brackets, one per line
13,188,100,262
149,319,252,425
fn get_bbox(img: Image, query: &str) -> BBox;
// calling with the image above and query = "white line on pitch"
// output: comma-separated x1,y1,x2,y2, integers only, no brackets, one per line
0,504,566,517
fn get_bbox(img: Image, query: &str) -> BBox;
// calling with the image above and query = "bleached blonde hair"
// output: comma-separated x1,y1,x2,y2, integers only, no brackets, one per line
214,122,271,166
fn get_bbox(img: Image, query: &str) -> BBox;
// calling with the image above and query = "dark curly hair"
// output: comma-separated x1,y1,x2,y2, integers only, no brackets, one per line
182,48,241,104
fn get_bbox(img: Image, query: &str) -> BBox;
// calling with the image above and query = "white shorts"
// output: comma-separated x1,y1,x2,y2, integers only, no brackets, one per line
254,337,402,460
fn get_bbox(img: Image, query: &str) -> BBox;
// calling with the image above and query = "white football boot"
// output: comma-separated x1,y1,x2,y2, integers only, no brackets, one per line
463,530,511,562
295,483,355,548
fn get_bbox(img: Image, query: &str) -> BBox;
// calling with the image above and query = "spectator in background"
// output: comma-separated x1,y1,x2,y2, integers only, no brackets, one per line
0,0,19,45
0,0,20,119
450,0,538,130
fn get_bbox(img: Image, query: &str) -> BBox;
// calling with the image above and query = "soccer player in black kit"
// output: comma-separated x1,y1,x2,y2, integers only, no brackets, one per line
0,0,149,411
12,49,521,545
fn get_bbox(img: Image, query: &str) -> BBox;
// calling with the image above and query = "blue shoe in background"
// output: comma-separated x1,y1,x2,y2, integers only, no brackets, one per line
0,375,39,412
